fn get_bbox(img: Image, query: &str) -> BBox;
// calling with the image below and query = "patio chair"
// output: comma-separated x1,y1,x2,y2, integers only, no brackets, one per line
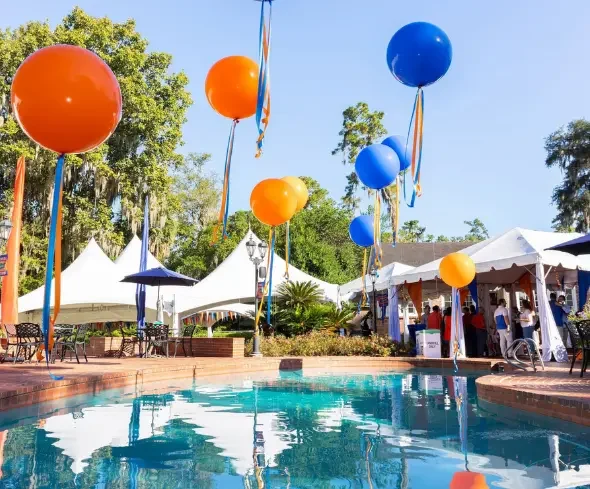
13,323,43,364
51,324,75,363
0,324,18,363
569,320,590,378
143,325,172,358
57,324,90,364
171,324,196,358
118,323,139,358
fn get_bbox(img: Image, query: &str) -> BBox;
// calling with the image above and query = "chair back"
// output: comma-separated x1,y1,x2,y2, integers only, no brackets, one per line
3,324,17,338
16,323,42,340
574,320,590,350
75,324,91,343
182,324,196,338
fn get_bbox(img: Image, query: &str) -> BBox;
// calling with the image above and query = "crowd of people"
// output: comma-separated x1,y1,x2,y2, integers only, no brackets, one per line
418,293,572,358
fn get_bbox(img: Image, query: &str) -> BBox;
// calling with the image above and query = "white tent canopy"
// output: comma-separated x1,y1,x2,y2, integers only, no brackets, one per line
392,228,589,288
177,232,338,318
338,261,414,300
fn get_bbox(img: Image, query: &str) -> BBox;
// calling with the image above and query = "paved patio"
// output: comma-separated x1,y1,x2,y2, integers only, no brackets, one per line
0,356,587,426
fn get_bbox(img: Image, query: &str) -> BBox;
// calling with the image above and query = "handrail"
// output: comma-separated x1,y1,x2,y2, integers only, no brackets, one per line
503,338,545,372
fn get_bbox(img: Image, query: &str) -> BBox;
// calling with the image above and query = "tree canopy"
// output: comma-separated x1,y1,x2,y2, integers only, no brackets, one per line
545,119,590,232
0,8,191,293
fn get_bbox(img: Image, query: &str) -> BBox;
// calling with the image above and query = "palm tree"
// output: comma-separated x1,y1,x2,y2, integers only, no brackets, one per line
275,281,324,309
321,307,355,334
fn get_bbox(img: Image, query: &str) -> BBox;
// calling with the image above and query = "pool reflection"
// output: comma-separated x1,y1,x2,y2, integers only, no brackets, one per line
0,372,588,488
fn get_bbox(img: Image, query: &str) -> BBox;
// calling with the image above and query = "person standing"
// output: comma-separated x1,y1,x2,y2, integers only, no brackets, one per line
519,300,536,341
462,306,474,357
549,293,567,345
421,305,431,326
471,305,488,357
443,307,452,357
494,299,511,357
558,295,571,347
427,305,443,330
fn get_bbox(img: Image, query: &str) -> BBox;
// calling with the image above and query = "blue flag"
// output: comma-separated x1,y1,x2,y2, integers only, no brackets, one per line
136,197,148,333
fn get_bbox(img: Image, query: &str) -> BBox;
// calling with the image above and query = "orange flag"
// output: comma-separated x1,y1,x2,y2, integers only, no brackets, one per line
459,288,469,308
1,157,25,325
406,282,423,318
519,273,534,310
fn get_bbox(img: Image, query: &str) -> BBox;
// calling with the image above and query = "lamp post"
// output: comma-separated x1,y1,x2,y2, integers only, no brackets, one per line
370,267,377,333
246,234,268,357
0,219,12,248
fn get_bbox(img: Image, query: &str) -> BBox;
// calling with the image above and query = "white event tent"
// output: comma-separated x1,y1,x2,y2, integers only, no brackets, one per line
176,232,338,319
338,261,414,302
391,227,590,362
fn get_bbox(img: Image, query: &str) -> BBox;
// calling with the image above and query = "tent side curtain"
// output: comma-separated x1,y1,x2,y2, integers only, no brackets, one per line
578,269,590,311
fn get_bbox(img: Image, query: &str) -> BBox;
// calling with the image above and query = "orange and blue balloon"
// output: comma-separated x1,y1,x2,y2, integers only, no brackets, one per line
355,144,399,190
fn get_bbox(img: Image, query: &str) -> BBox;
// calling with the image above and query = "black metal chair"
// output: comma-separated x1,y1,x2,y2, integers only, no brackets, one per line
143,325,172,358
118,323,139,358
569,320,590,378
56,324,90,364
13,323,43,363
51,324,75,363
172,324,196,358
0,324,18,363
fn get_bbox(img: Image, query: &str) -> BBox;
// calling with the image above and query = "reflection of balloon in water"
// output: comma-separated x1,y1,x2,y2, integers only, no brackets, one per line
205,56,259,120
386,22,452,88
439,253,476,288
282,176,309,212
349,215,374,248
382,136,411,172
11,44,122,154
355,144,400,190
250,179,298,227
450,472,489,489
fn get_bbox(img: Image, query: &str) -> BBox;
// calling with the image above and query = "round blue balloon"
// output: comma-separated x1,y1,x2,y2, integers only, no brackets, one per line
349,215,374,247
355,144,400,190
381,136,410,172
386,22,452,88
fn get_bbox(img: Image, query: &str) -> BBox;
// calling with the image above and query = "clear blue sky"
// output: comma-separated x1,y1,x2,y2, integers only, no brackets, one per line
4,0,590,238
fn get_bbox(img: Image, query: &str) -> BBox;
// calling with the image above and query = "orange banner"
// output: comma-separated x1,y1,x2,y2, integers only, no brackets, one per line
406,282,423,318
1,157,25,325
519,272,534,310
460,288,469,307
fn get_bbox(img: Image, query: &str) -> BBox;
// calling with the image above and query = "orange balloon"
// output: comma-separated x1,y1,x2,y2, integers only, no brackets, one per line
282,176,309,212
205,56,258,120
450,471,489,489
250,179,298,227
439,252,476,289
11,45,122,154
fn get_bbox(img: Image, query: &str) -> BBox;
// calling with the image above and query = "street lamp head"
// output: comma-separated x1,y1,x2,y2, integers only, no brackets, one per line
0,219,12,243
246,236,256,259
369,267,377,284
258,240,268,259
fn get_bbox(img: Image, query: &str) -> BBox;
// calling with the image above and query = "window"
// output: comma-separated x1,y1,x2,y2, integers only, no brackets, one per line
407,302,416,314
462,294,474,309
565,287,574,308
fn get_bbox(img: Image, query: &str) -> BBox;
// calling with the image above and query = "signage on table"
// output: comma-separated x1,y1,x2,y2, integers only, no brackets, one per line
377,291,388,306
256,281,265,300
415,330,441,358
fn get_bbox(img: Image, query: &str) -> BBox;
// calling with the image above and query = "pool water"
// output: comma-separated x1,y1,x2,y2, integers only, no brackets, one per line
0,370,588,489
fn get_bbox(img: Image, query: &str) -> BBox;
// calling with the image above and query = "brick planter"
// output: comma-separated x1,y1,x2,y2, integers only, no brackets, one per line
87,337,244,358
87,337,139,358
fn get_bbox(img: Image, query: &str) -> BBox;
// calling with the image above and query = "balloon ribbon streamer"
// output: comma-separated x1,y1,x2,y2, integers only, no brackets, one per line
255,0,272,157
41,155,65,379
373,193,383,269
453,288,461,373
284,220,290,280
403,88,424,208
212,119,238,243
392,175,400,246
361,247,369,307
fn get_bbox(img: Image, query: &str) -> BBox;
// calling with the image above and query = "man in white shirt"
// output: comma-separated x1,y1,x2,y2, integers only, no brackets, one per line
494,299,511,357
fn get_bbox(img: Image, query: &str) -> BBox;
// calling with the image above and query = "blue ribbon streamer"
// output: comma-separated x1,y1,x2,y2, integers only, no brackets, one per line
453,290,461,373
266,229,276,324
255,0,272,156
221,120,238,238
403,89,424,208
42,154,65,380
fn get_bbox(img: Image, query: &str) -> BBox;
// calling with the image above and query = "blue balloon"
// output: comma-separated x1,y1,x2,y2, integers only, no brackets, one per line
349,215,374,247
382,136,410,172
355,144,400,190
386,22,452,88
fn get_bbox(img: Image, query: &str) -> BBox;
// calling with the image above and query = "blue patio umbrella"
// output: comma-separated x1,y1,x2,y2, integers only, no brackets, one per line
547,233,590,256
122,266,198,319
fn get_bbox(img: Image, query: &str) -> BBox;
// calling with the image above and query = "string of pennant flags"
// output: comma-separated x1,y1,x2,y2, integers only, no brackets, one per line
182,311,240,326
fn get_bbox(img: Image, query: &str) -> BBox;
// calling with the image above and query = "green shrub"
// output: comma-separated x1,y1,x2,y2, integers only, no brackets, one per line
244,331,409,357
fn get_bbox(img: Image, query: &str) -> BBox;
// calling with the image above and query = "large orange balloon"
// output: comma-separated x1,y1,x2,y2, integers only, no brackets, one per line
439,252,476,288
282,176,309,212
450,471,489,489
205,56,258,120
250,179,298,227
11,45,122,154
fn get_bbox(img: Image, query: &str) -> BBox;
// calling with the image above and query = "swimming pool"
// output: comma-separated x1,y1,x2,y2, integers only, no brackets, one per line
0,370,588,488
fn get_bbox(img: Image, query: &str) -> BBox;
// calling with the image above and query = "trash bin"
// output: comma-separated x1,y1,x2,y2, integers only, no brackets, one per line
408,323,426,345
